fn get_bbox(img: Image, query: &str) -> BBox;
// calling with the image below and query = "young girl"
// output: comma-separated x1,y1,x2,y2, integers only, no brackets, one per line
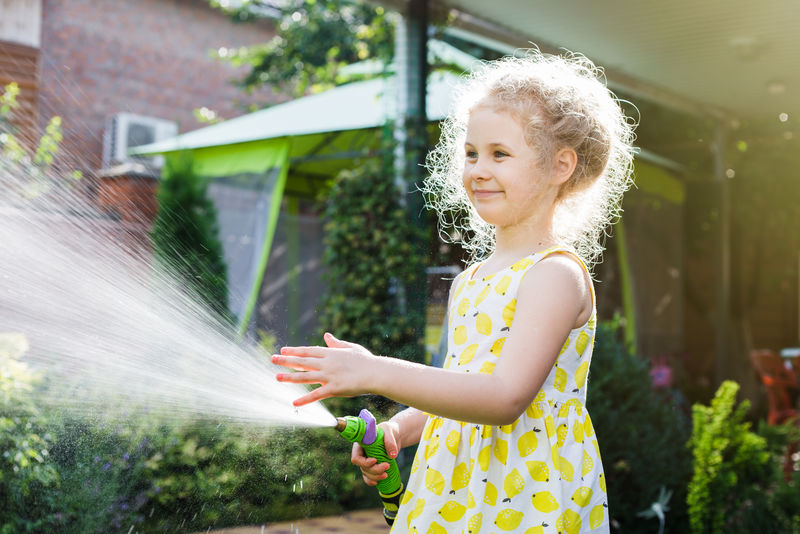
272,50,635,533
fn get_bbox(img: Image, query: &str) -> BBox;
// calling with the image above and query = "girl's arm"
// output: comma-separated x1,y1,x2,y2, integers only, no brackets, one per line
273,255,589,426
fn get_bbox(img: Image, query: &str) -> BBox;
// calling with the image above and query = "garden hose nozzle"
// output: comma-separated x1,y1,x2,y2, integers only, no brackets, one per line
336,409,404,526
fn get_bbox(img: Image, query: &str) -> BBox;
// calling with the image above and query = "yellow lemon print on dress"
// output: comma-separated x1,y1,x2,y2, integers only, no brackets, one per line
599,472,606,493
400,490,414,506
406,498,425,526
556,423,568,447
456,297,470,317
445,430,460,456
451,462,471,492
525,402,543,418
584,415,595,437
544,415,555,437
494,508,524,531
422,419,436,440
526,460,549,482
571,486,593,507
484,481,498,505
475,312,492,335
467,512,483,533
582,450,594,477
478,445,492,471
498,420,518,434
592,437,601,459
410,453,420,473
479,361,496,374
501,299,516,330
559,455,575,482
517,430,539,457
453,325,467,345
575,361,589,389
427,521,448,534
495,275,512,295
489,337,506,357
531,491,559,513
554,367,567,393
572,419,585,443
425,436,440,461
425,467,445,496
558,337,570,355
524,525,546,534
459,344,478,365
474,284,491,306
510,257,534,271
575,330,590,357
494,438,509,465
590,503,606,528
503,468,525,501
438,500,467,522
467,490,477,508
556,509,582,534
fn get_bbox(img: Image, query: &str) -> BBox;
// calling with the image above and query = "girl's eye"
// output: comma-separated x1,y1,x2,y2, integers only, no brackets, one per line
494,151,508,158
465,151,478,159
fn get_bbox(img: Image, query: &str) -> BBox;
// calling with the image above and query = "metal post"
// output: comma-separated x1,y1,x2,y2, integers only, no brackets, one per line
398,0,428,362
713,123,730,385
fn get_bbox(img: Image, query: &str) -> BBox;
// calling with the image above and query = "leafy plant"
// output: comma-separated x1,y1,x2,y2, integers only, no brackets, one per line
212,0,394,98
0,334,59,534
150,152,230,321
687,380,800,533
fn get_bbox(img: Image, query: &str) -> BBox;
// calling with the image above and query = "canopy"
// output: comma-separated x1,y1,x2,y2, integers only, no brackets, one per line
133,70,462,336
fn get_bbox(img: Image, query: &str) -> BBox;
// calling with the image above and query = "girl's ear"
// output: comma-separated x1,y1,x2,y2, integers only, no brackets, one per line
550,148,578,186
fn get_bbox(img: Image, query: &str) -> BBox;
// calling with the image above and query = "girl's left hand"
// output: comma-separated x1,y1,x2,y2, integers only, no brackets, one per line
271,332,377,406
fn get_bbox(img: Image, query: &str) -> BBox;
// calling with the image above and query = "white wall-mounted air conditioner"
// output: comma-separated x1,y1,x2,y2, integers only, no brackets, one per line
102,112,178,169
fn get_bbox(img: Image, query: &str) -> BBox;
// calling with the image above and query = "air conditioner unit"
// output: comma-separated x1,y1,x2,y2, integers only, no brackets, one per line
102,112,178,169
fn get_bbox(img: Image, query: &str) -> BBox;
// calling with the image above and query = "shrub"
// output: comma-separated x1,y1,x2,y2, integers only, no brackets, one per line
150,152,230,321
0,334,59,534
588,322,693,533
687,380,800,533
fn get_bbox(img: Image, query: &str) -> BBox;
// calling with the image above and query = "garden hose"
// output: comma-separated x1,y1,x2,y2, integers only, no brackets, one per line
336,409,404,526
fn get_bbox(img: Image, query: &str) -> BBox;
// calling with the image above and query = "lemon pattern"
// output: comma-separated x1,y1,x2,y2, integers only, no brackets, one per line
392,248,608,533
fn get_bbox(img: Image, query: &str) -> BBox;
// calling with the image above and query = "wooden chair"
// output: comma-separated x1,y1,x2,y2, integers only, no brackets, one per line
750,349,799,481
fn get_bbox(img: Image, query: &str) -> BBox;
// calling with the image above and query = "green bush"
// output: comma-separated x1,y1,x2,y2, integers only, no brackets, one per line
687,380,800,533
0,334,59,534
150,152,230,322
588,322,693,533
317,158,425,363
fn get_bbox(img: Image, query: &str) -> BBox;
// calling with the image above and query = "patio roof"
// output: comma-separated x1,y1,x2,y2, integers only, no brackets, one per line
381,0,799,121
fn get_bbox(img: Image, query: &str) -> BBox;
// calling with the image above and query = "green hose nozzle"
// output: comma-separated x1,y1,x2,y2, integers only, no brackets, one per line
336,409,404,526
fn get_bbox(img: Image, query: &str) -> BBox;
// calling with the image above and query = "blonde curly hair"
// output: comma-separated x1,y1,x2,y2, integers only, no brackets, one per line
423,49,637,269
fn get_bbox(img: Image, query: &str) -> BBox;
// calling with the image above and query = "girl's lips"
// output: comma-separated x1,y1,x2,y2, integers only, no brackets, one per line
472,189,503,199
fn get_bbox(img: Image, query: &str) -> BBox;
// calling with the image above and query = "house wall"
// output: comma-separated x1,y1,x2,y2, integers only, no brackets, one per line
0,0,43,148
37,0,278,174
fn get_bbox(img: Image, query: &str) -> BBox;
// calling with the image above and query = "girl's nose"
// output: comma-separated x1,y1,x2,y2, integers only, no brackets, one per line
467,159,491,180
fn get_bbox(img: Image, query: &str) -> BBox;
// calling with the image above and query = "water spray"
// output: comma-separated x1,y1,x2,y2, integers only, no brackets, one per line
335,409,403,526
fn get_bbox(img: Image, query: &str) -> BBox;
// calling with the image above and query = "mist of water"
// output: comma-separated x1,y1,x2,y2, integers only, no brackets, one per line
0,160,336,429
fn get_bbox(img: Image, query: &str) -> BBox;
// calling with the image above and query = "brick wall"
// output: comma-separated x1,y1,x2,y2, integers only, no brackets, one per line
38,0,279,175
0,40,39,148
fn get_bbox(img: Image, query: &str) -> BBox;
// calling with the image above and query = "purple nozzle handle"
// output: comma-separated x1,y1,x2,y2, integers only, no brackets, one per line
358,409,377,445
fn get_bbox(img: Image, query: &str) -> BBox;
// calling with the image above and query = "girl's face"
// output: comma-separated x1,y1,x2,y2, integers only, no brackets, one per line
462,105,557,229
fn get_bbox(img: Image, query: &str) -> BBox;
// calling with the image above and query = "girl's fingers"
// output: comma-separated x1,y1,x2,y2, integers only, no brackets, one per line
275,371,324,385
291,384,335,407
323,332,359,349
271,354,320,372
279,345,331,358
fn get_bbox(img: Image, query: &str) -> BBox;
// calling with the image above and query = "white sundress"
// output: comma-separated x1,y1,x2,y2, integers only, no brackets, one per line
391,248,609,534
